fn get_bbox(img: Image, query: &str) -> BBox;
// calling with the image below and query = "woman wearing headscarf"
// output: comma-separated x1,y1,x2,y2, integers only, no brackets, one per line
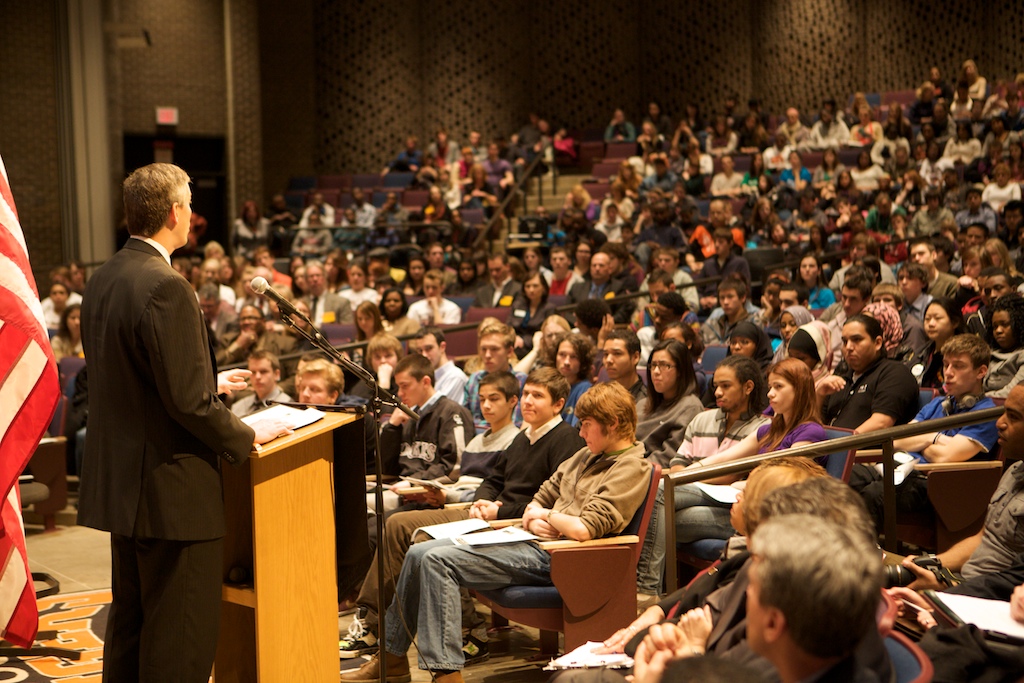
726,321,774,372
785,320,835,388
771,305,815,364
862,301,913,363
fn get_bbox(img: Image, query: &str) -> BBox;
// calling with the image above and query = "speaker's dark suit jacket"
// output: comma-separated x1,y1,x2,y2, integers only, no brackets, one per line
80,239,255,541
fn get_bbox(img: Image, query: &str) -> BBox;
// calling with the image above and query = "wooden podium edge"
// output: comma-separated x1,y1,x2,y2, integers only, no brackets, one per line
249,412,357,459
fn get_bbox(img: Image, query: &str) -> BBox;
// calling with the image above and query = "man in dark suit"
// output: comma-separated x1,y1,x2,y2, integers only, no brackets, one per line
567,249,635,323
472,252,522,307
81,163,287,683
304,259,354,325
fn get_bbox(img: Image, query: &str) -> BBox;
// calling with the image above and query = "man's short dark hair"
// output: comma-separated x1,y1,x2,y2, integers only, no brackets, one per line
908,236,935,252
575,299,611,330
478,371,520,401
965,222,990,236
980,266,1009,280
415,326,446,346
394,353,434,385
718,275,748,299
843,267,874,299
899,263,928,283
932,235,955,261
780,282,809,305
524,367,570,404
604,329,641,357
657,291,689,315
647,269,675,289
1004,200,1024,216
248,349,281,373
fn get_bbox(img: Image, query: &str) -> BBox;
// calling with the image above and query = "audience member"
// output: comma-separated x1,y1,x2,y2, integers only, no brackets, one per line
463,319,527,434
379,288,421,337
636,340,703,468
412,327,468,403
601,329,647,401
553,332,594,427
407,270,462,326
231,351,291,417
50,303,83,362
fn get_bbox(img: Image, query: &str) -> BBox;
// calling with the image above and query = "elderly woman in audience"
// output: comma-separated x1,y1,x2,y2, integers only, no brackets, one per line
636,340,704,468
379,288,421,338
985,293,1024,398
50,303,83,363
983,163,1022,214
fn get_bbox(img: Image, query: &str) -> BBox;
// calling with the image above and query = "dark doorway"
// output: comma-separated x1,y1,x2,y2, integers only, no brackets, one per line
123,135,228,253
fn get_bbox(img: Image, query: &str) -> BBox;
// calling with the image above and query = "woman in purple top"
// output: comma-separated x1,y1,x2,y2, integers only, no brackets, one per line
689,358,827,468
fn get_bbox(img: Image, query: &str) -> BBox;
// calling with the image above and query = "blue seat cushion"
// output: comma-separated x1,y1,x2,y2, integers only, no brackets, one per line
476,585,561,610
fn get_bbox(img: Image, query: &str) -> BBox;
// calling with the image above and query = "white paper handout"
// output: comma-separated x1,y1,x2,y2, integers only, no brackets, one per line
543,641,633,670
934,593,1024,640
242,404,324,434
451,526,537,546
692,482,741,504
411,518,491,541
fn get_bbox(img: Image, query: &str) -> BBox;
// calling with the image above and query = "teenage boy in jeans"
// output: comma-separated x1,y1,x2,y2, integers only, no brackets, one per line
341,368,584,662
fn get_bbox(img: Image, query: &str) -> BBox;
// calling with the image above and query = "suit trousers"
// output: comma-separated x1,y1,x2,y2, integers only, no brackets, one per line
104,533,222,683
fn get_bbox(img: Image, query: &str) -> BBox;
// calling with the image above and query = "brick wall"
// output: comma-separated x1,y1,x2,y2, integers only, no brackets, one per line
0,1,64,274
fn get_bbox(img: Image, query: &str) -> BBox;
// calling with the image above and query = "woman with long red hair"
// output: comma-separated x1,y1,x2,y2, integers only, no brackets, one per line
686,358,827,470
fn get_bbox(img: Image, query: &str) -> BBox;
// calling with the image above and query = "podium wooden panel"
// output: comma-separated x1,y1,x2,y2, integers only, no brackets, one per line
215,413,360,682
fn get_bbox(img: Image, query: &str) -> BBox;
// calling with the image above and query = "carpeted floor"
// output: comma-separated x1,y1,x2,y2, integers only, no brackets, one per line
0,589,108,681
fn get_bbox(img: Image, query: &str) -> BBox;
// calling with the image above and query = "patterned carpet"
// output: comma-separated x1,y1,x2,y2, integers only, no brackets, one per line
0,589,108,681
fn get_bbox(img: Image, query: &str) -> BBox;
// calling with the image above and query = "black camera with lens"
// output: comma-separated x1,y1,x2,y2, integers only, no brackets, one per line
883,554,958,589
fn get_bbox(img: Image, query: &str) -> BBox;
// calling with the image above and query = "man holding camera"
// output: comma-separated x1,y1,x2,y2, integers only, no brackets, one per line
896,384,1024,591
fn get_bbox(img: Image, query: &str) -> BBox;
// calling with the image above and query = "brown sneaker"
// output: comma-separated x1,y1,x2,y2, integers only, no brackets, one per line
340,652,411,683
434,672,464,683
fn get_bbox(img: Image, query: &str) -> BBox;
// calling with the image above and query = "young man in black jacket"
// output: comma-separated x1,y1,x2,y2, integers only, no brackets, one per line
342,367,585,660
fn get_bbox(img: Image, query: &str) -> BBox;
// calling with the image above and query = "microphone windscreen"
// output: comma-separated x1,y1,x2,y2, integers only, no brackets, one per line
250,276,269,294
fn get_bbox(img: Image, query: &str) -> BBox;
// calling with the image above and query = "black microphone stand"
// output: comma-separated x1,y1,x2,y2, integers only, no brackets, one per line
274,306,416,683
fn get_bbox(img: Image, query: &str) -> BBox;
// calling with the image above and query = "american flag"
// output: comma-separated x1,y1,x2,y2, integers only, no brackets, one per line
0,154,58,648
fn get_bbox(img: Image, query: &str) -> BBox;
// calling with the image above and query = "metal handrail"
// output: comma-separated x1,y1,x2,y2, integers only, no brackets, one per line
476,154,545,251
662,405,1005,592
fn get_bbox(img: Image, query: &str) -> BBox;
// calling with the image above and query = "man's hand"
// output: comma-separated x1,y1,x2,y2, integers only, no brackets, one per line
389,410,411,427
402,486,446,508
816,375,846,397
1011,584,1024,623
218,369,251,396
902,556,943,591
522,507,559,538
631,640,675,683
469,499,502,520
699,295,718,310
597,313,615,345
252,419,293,445
676,606,713,651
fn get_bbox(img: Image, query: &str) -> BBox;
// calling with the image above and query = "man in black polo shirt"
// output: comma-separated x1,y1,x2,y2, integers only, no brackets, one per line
816,314,919,433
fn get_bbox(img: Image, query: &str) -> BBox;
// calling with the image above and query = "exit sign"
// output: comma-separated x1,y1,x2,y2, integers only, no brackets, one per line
155,107,179,126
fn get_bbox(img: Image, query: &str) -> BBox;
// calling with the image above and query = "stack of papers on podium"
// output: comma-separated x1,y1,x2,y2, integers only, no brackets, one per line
242,404,324,433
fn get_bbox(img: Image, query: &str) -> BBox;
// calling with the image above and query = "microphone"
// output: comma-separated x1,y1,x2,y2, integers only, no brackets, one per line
250,276,304,319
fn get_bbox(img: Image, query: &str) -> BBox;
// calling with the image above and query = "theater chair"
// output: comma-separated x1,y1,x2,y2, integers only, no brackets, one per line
895,457,1003,552
472,464,661,654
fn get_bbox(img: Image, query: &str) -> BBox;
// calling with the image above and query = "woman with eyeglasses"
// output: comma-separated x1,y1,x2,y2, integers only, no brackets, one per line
635,340,704,467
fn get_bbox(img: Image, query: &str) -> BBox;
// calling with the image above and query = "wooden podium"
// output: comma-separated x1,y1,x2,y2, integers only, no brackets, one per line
214,412,362,682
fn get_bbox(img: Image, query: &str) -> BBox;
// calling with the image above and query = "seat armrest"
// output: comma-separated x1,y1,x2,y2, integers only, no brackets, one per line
539,535,640,552
855,449,883,461
914,461,1003,473
444,502,473,510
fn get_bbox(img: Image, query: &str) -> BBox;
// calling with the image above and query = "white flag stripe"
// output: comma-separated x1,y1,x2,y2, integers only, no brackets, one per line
0,253,46,332
0,529,27,629
0,340,48,446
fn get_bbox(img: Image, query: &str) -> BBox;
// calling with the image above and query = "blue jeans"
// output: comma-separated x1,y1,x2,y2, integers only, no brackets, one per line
384,538,552,671
673,483,734,543
636,484,665,594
